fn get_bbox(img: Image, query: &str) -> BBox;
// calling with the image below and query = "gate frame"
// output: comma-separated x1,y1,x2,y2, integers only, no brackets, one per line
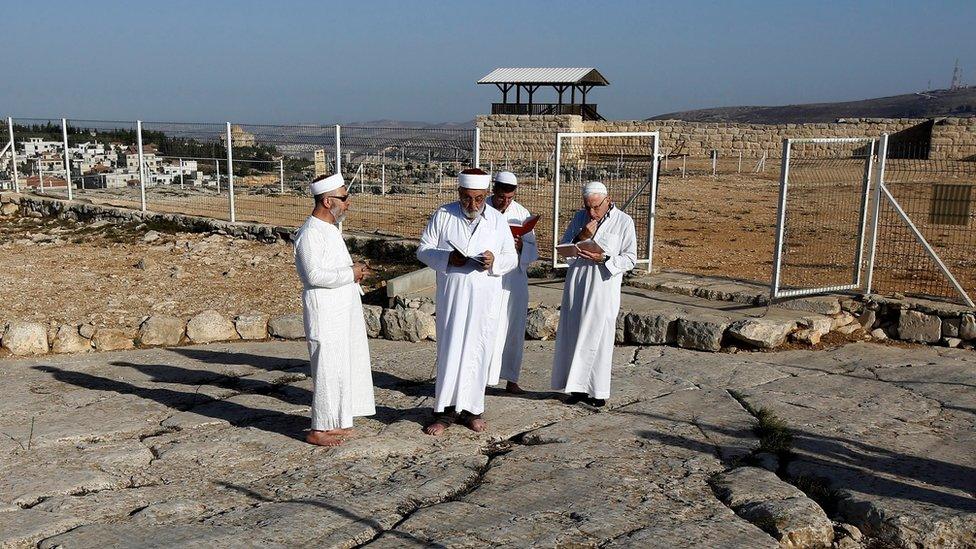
770,137,875,301
552,131,659,269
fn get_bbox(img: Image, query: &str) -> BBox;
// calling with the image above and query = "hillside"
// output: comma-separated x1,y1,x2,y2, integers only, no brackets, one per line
649,88,976,123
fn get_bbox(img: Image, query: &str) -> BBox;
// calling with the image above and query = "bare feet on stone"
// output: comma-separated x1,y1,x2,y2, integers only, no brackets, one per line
466,418,487,433
306,430,345,446
505,381,526,394
423,422,448,436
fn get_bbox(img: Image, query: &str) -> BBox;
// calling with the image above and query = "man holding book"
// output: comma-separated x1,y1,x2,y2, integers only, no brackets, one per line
416,168,518,435
487,171,539,394
551,181,637,407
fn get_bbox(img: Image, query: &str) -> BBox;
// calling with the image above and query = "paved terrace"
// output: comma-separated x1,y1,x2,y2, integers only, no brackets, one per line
1,338,974,547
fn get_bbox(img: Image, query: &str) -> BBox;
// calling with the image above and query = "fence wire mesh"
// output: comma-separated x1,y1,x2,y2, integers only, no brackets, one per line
555,134,657,265
872,143,976,303
9,118,69,195
776,139,873,293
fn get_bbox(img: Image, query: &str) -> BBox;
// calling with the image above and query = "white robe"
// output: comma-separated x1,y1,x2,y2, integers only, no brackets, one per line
294,216,375,430
417,202,517,415
487,199,538,385
551,206,637,399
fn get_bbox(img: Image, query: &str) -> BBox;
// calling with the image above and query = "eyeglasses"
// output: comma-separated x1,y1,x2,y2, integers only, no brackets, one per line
459,194,487,205
330,194,351,202
583,196,608,210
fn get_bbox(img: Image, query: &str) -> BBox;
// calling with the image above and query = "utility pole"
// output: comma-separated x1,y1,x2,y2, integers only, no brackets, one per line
950,58,963,90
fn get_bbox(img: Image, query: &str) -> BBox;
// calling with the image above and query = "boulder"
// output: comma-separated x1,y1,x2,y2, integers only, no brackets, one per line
961,314,976,340
897,310,942,343
186,310,239,343
92,328,135,351
792,328,822,345
2,321,49,356
525,307,560,340
712,467,833,549
870,328,888,340
777,296,841,316
857,310,877,330
674,316,729,352
615,311,626,344
268,313,305,340
139,315,185,346
797,315,832,338
78,323,96,339
362,306,383,339
727,318,795,350
51,324,91,354
234,312,269,340
625,311,676,345
380,307,435,342
830,312,857,331
0,202,18,216
942,318,960,338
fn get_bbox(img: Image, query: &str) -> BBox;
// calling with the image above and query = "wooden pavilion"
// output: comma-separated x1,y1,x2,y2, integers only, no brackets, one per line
478,67,609,120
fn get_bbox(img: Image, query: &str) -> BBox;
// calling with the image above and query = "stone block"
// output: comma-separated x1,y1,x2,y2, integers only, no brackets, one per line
942,318,960,338
234,312,269,340
51,324,91,354
92,328,135,351
363,305,383,338
625,311,676,345
187,310,240,343
961,314,976,340
139,315,186,346
525,307,560,340
728,318,795,349
2,321,49,356
673,315,728,352
380,307,435,342
268,313,306,340
897,310,942,343
777,296,841,316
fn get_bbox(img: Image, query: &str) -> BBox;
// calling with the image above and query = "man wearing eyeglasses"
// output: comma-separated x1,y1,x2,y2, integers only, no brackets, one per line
417,168,518,435
552,181,637,407
294,172,375,447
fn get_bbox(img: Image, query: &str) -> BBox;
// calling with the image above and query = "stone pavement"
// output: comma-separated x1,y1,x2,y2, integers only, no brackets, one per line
1,339,975,548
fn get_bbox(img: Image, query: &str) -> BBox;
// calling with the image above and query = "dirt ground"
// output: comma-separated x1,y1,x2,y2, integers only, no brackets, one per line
0,216,413,329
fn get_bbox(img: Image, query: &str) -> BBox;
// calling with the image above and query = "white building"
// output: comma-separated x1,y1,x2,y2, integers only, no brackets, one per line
22,138,61,157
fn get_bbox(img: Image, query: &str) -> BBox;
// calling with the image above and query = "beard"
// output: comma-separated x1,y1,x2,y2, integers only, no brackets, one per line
463,204,484,220
330,204,347,223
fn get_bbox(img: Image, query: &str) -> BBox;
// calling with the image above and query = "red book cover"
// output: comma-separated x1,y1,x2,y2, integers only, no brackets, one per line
510,215,541,237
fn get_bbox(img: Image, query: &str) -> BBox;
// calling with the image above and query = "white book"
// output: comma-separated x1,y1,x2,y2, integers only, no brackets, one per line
447,239,485,265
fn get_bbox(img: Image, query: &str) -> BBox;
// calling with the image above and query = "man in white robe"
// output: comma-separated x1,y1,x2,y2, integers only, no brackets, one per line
551,181,637,407
417,168,518,435
294,173,375,446
486,171,538,394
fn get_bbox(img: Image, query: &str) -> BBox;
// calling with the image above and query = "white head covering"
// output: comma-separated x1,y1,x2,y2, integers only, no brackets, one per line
492,171,518,187
583,181,608,196
458,172,490,190
310,173,344,195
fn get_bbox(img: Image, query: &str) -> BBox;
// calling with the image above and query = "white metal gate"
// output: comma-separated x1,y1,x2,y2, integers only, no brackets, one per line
770,137,875,300
552,131,659,269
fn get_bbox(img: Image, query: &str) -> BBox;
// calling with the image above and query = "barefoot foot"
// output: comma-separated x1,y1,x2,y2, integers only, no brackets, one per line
423,422,448,436
306,430,345,446
465,418,487,433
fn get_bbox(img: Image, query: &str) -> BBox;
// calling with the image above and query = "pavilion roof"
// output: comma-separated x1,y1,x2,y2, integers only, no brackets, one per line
477,67,608,86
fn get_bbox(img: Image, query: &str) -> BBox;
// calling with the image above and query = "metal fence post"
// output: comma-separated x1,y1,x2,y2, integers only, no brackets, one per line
864,134,888,295
215,159,220,193
7,117,19,193
473,127,481,168
737,150,742,174
179,158,184,190
648,135,660,271
769,139,792,301
137,120,147,211
335,124,341,174
61,118,73,200
279,158,285,193
852,139,876,289
226,122,236,222
551,134,562,267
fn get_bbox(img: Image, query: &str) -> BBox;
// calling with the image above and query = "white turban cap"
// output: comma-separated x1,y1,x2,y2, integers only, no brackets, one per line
492,171,518,187
458,172,490,190
310,173,344,195
583,181,608,196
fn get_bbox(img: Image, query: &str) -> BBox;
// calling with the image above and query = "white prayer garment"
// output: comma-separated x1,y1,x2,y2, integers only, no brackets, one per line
417,201,518,415
551,205,637,399
487,199,538,385
294,215,375,430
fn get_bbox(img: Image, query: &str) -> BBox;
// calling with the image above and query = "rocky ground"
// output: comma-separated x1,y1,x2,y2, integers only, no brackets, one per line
1,338,974,548
0,215,413,330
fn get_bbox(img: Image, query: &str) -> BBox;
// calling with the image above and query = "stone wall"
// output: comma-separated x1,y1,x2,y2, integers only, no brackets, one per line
477,115,976,161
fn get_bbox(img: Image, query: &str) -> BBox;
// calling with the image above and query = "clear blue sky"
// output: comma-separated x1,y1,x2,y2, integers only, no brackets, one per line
2,0,974,124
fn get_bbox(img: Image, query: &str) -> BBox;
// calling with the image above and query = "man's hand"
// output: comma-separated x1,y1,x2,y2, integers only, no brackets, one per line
448,250,467,267
577,249,605,263
576,219,599,241
352,262,370,283
514,234,523,252
481,250,495,271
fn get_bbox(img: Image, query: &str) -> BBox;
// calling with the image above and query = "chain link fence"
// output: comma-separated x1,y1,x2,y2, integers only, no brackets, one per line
872,143,976,303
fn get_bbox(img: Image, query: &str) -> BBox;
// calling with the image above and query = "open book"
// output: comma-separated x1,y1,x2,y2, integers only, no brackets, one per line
555,239,604,259
448,239,486,265
509,214,541,237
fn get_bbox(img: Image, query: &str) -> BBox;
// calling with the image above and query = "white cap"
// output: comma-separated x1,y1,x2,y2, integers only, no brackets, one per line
583,181,608,196
458,172,490,189
310,173,344,195
492,171,518,187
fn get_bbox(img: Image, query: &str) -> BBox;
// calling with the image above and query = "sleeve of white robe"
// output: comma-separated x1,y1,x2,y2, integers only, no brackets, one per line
417,210,451,273
604,215,638,276
488,217,517,277
559,211,584,265
295,229,355,288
